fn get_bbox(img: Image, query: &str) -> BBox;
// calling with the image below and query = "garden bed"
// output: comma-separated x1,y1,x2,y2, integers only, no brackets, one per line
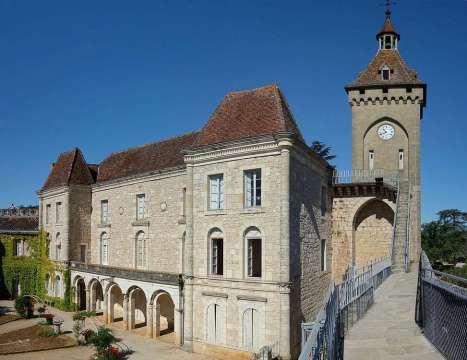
0,324,77,354
0,313,21,325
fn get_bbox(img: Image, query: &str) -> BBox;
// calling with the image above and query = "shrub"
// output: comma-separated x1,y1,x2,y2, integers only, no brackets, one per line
44,313,54,324
14,296,33,318
73,310,96,321
39,325,58,337
89,326,117,355
37,306,47,316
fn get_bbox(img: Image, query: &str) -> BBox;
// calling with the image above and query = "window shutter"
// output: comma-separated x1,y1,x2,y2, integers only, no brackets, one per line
219,177,224,209
245,172,252,207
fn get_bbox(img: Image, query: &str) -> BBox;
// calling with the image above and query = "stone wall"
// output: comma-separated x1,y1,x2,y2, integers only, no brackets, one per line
68,185,92,262
331,196,395,282
289,151,332,358
90,171,186,273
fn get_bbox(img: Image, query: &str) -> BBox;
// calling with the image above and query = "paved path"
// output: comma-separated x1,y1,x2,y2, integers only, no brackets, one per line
0,300,213,360
345,271,443,360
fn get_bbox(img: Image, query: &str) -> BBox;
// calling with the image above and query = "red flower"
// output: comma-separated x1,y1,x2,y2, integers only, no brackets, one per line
107,346,119,355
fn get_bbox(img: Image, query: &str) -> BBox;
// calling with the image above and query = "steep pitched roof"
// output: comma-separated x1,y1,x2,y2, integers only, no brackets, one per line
97,132,199,183
41,148,95,191
0,216,39,234
194,84,303,147
377,18,400,39
346,50,424,89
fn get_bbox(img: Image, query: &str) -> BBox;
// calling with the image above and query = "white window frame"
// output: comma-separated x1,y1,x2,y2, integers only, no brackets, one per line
135,231,146,269
101,232,109,265
208,174,224,210
14,240,23,256
55,202,62,223
399,149,404,170
136,194,145,220
321,239,327,271
369,150,375,170
45,204,51,224
244,169,262,208
244,228,262,278
101,200,108,224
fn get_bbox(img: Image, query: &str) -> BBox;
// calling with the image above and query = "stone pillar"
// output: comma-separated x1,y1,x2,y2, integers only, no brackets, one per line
146,304,154,338
154,303,161,338
182,162,194,351
278,136,292,360
85,289,91,311
123,294,129,330
174,308,182,346
107,289,114,324
129,292,135,330
102,290,108,323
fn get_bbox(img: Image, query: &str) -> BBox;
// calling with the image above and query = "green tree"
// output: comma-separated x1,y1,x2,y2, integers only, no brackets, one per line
422,209,467,263
310,141,336,161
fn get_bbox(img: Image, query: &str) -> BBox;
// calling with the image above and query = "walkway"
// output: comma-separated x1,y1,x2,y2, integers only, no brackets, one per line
345,271,443,360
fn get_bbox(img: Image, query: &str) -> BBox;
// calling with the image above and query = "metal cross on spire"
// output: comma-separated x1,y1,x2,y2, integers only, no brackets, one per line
383,0,397,19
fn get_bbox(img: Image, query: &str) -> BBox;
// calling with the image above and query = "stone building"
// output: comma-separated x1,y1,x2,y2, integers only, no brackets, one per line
37,85,333,359
331,9,425,279
35,9,425,359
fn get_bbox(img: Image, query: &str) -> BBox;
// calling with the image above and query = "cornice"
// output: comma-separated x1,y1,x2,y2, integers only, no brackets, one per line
37,186,69,198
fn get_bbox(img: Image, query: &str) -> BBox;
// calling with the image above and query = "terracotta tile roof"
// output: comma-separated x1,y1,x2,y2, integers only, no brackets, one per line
97,132,199,183
194,84,303,147
377,18,400,39
41,148,95,191
346,50,425,89
0,216,39,234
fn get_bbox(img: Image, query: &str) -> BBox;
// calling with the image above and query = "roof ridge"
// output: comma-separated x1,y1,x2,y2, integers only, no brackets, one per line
226,83,277,97
103,131,200,159
66,148,79,186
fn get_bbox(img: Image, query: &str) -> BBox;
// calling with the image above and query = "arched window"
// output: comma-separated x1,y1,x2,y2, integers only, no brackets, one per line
55,275,61,298
244,228,262,278
100,232,109,265
209,229,223,276
243,308,261,350
135,231,146,269
55,233,61,260
206,303,225,344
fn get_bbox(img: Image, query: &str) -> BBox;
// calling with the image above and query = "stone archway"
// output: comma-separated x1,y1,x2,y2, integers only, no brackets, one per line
107,284,124,324
150,291,175,343
127,287,147,330
89,279,104,313
75,277,86,310
353,199,394,268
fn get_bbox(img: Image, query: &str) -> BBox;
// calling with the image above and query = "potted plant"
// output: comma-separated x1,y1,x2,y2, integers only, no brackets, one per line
14,296,34,318
37,306,47,317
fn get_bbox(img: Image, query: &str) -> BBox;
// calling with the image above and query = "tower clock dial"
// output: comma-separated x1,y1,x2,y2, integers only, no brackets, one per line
377,124,395,140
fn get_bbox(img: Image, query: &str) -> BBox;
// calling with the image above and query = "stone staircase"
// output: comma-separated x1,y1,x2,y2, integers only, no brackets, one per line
392,180,410,272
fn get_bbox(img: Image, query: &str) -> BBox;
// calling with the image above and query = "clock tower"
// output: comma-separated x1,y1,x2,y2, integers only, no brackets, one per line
345,9,426,268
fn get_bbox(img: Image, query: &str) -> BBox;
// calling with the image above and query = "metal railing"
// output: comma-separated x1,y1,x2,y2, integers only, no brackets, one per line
299,257,392,360
415,252,467,360
404,183,411,272
332,169,402,185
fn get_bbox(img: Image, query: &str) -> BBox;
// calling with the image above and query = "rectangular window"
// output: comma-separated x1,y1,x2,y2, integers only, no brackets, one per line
13,240,23,256
80,245,86,263
136,194,145,220
56,202,62,223
321,186,327,216
382,69,390,80
209,175,224,210
182,187,186,217
45,204,51,224
247,238,262,277
244,169,262,208
321,239,327,271
211,238,224,275
56,244,61,261
399,149,404,170
369,150,374,170
101,200,108,224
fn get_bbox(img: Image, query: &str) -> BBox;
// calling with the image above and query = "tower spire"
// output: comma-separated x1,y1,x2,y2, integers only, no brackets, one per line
377,1,400,50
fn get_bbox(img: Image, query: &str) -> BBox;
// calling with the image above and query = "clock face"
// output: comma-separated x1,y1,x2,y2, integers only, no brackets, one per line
377,124,395,140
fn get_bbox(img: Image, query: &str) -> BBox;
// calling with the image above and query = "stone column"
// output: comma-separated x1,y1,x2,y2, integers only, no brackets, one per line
174,308,182,346
278,136,292,360
182,162,194,351
129,292,135,330
102,290,108,323
107,289,114,324
154,303,161,338
123,294,129,330
146,304,154,338
85,289,91,311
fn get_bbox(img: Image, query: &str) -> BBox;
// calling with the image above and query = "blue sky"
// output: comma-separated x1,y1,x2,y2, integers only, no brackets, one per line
1,1,466,222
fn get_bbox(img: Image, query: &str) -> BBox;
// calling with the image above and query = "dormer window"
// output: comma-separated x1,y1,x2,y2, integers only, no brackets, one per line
381,65,391,80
